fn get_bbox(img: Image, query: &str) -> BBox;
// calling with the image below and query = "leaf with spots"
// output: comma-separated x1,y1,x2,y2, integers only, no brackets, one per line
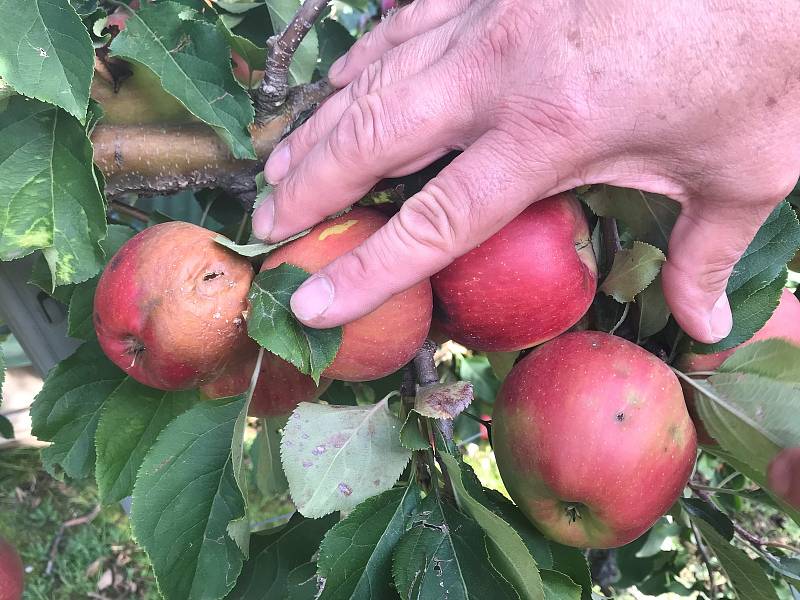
247,264,342,383
414,381,474,420
280,397,411,518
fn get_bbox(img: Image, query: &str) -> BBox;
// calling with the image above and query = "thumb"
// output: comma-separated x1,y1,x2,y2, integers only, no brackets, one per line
661,200,777,344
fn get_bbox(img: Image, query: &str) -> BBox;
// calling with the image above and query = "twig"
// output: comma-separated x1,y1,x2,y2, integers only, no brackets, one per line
690,519,719,600
109,199,149,222
46,505,102,575
609,302,630,336
255,0,331,121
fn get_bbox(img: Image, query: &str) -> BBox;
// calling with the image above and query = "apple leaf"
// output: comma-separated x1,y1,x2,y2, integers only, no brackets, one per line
0,96,106,286
265,0,319,85
252,416,289,498
600,241,665,303
440,453,545,600
414,381,474,420
693,519,780,600
214,228,310,258
636,273,671,341
720,338,800,382
399,411,430,451
549,543,594,600
692,202,800,353
247,264,342,384
316,19,355,76
110,1,256,159
217,19,266,84
0,0,93,120
131,396,249,600
0,349,12,440
457,354,501,404
391,494,519,599
94,379,199,504
316,485,420,599
281,398,410,518
680,498,734,540
542,571,581,600
487,351,519,381
227,512,338,600
30,341,127,479
479,488,552,568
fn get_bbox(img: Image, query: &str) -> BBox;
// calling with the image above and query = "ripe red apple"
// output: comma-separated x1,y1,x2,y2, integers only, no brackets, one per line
493,331,697,549
94,222,254,390
431,193,597,352
0,538,23,600
201,347,331,417
261,207,433,381
676,288,800,444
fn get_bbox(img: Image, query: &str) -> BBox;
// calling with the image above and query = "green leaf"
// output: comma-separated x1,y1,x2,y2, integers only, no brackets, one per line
227,512,338,600
636,273,671,340
693,519,780,600
693,202,800,353
30,341,126,478
0,415,12,440
316,19,354,76
391,494,519,599
252,416,289,498
247,264,342,383
266,0,318,84
440,453,544,600
414,381,473,420
0,0,93,120
281,398,410,518
0,97,106,286
457,354,500,404
720,338,800,382
581,186,680,252
110,1,256,159
542,570,581,600
680,498,734,540
600,241,665,303
549,543,593,600
95,379,199,504
399,411,430,451
317,485,420,599
487,351,519,381
286,562,320,600
480,489,552,568
218,19,266,86
214,228,310,258
131,396,248,600
69,0,97,15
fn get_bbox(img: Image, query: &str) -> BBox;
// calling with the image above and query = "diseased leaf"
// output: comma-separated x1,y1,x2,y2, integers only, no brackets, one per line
317,485,420,599
131,397,248,600
600,241,665,303
265,0,318,84
247,264,342,383
110,1,256,159
0,97,106,286
414,381,473,420
281,398,410,518
0,0,94,120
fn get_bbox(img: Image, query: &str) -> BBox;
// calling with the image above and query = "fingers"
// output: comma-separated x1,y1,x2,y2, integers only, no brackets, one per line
254,69,474,242
768,448,800,508
661,199,779,344
287,131,554,328
328,0,467,87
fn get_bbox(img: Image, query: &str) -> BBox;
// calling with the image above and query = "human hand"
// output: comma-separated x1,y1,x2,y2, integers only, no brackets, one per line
768,448,800,509
252,0,800,343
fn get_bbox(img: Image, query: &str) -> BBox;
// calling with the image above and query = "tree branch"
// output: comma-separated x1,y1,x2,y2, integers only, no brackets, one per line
254,0,331,121
108,199,149,222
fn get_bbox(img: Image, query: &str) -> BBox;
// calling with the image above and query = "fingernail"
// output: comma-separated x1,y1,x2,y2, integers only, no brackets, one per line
709,293,733,342
291,275,334,322
768,453,791,497
252,194,275,240
265,144,291,184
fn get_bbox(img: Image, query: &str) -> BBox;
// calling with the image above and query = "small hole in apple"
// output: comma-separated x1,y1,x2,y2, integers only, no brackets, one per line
203,271,224,281
615,412,625,422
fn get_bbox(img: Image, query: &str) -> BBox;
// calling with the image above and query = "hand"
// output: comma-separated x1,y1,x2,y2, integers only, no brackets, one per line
253,0,800,343
768,448,800,508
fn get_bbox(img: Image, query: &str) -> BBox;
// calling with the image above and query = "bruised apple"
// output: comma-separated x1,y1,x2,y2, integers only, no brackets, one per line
676,288,800,444
261,207,432,381
0,537,23,600
431,193,597,352
201,347,331,417
493,331,697,549
94,222,254,390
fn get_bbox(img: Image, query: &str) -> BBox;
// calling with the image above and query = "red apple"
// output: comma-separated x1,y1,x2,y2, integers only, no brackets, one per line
201,347,331,417
493,331,697,549
768,448,800,509
231,51,265,89
0,538,23,600
676,288,800,444
261,207,433,381
94,222,254,390
431,193,597,352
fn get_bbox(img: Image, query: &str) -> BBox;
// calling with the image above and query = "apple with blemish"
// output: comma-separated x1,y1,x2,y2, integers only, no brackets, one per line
201,346,331,417
493,331,697,549
261,207,433,381
676,288,800,444
0,537,23,600
93,222,254,390
431,193,597,352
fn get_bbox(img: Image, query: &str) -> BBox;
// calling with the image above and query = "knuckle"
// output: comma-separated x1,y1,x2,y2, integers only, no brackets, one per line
331,94,390,162
396,185,463,256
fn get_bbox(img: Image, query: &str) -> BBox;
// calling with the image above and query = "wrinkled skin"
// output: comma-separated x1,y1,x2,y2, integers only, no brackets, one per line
94,222,254,390
253,0,800,350
261,207,432,381
0,538,23,600
432,193,596,351
201,345,331,417
493,331,697,549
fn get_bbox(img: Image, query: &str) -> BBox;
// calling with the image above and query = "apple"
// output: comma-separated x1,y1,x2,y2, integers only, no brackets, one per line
231,51,265,89
431,193,597,352
261,207,433,381
94,222,254,390
492,331,697,549
201,347,331,417
768,448,800,509
0,537,23,600
676,288,800,444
